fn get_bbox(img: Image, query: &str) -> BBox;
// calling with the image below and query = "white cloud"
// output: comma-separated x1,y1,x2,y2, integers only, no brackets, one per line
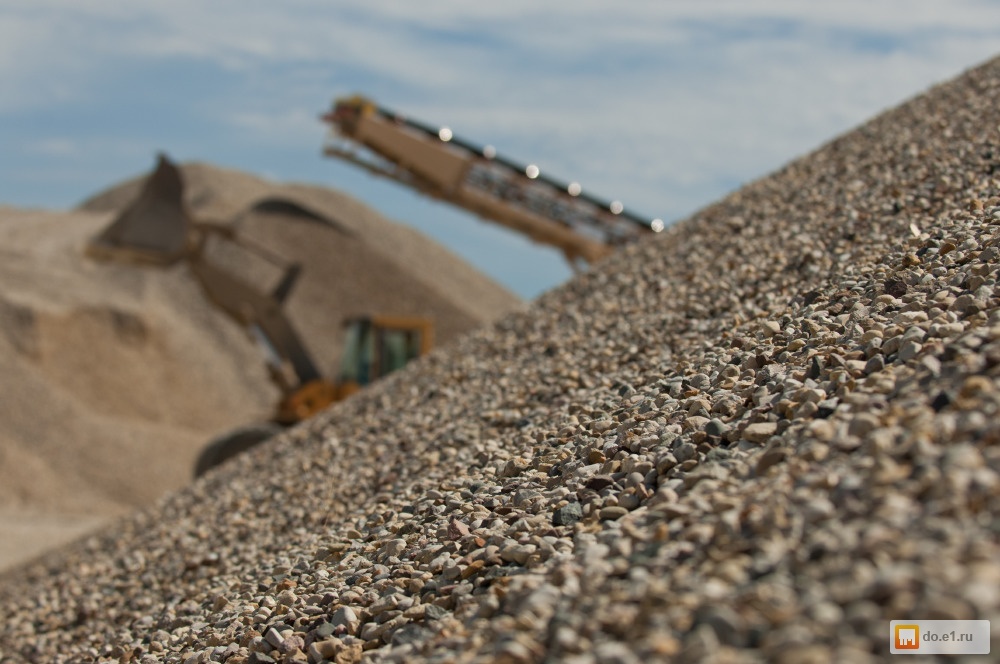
26,138,78,157
229,109,320,139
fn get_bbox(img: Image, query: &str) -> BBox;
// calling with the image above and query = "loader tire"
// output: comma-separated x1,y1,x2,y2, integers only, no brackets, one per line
194,423,283,477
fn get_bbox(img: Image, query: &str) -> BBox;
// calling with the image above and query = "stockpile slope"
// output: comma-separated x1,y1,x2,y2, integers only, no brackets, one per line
0,167,519,573
3,57,1000,662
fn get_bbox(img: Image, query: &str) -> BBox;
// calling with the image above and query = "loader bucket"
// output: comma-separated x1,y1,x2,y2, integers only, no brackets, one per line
86,154,191,264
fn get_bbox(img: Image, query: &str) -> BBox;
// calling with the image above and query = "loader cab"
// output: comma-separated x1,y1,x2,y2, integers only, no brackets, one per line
197,315,433,477
337,316,432,397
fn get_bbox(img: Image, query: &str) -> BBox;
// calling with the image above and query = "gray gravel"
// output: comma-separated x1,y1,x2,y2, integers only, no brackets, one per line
4,56,1000,663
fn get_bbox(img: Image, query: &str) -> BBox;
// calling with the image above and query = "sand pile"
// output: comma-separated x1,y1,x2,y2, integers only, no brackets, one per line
0,206,275,549
3,55,1000,662
0,168,519,571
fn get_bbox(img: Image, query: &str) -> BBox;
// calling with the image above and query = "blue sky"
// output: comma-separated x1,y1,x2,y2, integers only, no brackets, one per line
3,2,1000,298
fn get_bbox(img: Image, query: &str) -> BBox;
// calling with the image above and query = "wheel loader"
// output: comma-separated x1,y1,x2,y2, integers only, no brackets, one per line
86,154,433,476
89,97,663,476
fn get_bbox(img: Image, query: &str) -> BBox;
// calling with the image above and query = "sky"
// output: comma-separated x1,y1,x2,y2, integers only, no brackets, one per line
3,2,1000,299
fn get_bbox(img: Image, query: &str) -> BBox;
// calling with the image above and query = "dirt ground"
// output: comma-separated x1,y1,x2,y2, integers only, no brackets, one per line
0,509,114,572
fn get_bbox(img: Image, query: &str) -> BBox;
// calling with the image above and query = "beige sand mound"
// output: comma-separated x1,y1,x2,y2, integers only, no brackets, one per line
0,167,520,571
0,206,277,569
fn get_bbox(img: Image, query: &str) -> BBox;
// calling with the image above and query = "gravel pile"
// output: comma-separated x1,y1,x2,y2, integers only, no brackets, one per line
3,56,1000,663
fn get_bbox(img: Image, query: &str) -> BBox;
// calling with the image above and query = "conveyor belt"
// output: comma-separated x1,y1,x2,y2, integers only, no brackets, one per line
322,96,664,265
367,103,660,231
